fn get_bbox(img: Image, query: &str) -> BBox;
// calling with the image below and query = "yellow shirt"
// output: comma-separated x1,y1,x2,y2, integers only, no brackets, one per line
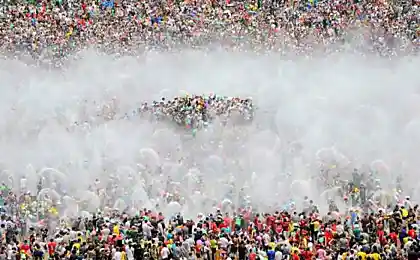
313,221,320,231
369,253,381,260
121,251,127,260
113,225,120,235
210,240,218,249
300,238,307,249
357,251,367,260
401,208,408,218
73,243,80,250
72,242,80,254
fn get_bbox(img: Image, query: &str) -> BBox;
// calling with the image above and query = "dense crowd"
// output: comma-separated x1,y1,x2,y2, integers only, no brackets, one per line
0,0,419,259
124,94,254,132
0,0,418,62
73,94,255,134
1,178,420,260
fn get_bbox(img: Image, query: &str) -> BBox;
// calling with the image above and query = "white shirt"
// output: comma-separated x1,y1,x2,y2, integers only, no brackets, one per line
220,237,229,248
102,228,111,239
126,247,134,260
113,251,122,260
69,230,77,240
161,247,170,259
142,222,151,237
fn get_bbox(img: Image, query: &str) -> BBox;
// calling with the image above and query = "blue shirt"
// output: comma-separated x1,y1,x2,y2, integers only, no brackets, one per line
267,250,276,260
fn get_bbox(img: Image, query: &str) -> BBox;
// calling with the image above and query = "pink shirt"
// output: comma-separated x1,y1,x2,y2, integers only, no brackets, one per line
317,248,326,260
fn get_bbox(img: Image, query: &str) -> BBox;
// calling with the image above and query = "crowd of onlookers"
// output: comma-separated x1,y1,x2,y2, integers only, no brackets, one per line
0,0,419,259
0,0,418,63
2,187,420,260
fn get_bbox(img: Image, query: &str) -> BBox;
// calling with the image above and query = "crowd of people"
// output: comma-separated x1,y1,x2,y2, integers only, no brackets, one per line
0,177,420,260
117,94,254,132
75,93,255,134
0,0,419,259
0,0,418,63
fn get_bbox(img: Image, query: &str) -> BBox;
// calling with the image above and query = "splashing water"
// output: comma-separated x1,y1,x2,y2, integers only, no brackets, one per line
0,49,419,219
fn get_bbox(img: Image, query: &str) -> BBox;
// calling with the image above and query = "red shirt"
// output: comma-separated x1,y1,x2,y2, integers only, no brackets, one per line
408,229,416,239
302,250,313,260
253,217,259,226
224,217,231,227
210,222,218,232
107,236,115,245
20,244,30,254
266,216,275,227
256,220,263,231
377,230,386,245
325,231,333,245
389,232,398,244
249,252,257,260
48,241,56,255
331,224,337,233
